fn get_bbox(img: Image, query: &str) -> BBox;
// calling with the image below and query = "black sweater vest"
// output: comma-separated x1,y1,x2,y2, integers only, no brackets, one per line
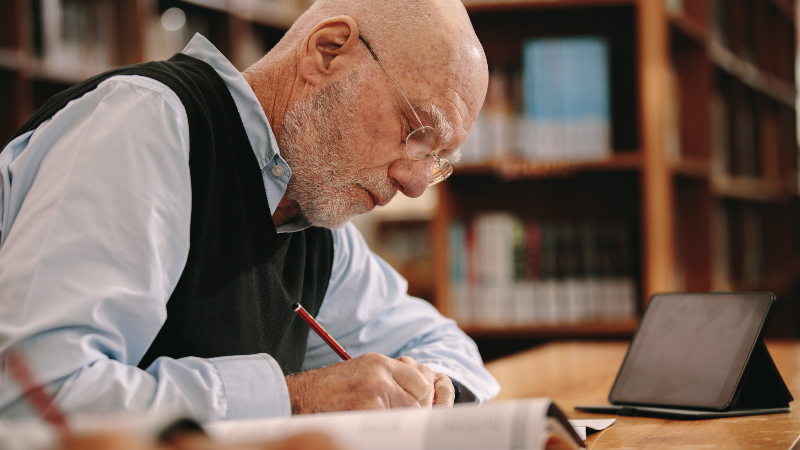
9,54,334,374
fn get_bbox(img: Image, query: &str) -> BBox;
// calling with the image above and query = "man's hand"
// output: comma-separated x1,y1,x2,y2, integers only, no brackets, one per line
396,356,455,407
286,353,453,414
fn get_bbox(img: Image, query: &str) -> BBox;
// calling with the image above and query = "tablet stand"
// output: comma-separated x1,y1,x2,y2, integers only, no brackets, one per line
733,339,793,410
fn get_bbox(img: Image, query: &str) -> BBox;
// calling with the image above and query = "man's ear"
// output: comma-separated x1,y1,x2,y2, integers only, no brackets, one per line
299,16,361,86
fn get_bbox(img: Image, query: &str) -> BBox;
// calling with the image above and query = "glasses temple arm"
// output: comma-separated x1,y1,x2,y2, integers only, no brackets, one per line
359,36,426,130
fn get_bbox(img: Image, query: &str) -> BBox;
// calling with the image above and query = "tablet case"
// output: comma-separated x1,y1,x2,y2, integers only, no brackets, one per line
575,294,793,420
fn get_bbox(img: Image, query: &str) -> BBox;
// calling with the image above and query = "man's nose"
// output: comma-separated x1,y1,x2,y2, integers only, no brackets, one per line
387,158,433,198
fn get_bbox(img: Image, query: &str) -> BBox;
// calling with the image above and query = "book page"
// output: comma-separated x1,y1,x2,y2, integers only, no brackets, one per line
205,399,556,450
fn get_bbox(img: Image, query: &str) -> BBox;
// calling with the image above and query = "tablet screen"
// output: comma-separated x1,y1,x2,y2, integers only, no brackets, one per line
609,293,774,410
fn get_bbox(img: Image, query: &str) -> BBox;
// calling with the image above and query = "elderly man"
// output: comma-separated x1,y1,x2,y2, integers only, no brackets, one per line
0,0,499,422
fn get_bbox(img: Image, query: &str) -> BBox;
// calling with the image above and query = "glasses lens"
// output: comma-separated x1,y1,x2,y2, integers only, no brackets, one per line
406,126,441,160
429,158,453,186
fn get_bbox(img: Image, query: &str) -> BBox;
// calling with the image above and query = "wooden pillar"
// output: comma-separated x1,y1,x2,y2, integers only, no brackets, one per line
433,182,457,316
637,0,676,301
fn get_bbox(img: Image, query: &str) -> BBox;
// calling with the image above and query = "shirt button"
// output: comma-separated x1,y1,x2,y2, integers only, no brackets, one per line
271,165,285,177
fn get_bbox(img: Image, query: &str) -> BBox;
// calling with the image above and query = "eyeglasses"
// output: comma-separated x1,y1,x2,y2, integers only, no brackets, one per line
360,36,453,186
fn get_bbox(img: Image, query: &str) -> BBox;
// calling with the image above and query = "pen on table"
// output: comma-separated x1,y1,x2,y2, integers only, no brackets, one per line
293,303,351,361
5,347,71,436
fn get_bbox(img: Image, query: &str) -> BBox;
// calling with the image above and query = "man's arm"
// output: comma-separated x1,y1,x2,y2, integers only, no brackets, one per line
299,223,500,404
0,76,291,421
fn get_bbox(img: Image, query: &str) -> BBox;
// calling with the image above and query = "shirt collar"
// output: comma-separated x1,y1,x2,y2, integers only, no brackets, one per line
181,34,297,226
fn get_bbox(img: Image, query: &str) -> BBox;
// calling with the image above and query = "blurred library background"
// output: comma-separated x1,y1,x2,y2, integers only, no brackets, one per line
2,0,800,361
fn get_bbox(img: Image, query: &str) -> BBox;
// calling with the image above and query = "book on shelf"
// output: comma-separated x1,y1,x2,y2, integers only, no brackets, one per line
460,36,612,165
732,87,760,177
205,398,585,450
448,214,637,327
520,37,612,163
711,202,732,291
721,203,766,291
36,0,116,77
710,87,730,177
740,203,765,290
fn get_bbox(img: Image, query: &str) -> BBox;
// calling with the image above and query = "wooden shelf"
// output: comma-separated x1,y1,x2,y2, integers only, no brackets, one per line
708,39,797,107
671,158,711,178
462,0,635,13
461,319,639,338
455,151,642,180
177,0,303,29
3,0,798,341
712,175,790,203
668,13,707,46
440,0,800,341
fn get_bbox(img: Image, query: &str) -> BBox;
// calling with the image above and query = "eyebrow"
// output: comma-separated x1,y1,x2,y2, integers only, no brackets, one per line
408,102,463,163
412,102,454,143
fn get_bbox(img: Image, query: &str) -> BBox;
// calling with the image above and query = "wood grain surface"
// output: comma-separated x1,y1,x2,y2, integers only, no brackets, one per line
485,340,800,449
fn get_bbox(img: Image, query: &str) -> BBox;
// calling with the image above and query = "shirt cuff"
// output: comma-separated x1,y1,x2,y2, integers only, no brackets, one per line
210,354,290,420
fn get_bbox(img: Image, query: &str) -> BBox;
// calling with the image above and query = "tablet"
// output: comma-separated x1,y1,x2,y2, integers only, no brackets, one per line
607,292,774,411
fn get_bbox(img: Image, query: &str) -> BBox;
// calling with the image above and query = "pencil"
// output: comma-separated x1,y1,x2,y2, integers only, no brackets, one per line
5,347,71,435
292,303,351,361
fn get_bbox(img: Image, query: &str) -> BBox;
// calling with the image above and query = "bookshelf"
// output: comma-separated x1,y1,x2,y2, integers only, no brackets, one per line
432,0,800,347
2,0,799,349
0,0,309,146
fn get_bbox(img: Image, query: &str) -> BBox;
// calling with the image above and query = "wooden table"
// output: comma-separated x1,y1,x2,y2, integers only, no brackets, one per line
485,340,800,449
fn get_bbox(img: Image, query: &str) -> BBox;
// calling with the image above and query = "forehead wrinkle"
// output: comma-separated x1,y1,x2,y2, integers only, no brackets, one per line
421,103,453,143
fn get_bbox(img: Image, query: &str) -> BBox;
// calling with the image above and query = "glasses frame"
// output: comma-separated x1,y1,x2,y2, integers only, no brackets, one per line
359,36,453,186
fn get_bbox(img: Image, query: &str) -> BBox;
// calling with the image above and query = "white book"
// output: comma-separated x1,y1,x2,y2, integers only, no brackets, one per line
451,282,472,325
526,280,540,324
567,279,592,322
598,278,617,320
607,277,636,319
205,398,585,450
537,279,559,323
584,278,601,320
511,281,535,326
563,278,581,322
461,111,485,164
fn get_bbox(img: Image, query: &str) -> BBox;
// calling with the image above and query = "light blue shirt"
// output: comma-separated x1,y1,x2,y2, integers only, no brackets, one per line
0,34,499,423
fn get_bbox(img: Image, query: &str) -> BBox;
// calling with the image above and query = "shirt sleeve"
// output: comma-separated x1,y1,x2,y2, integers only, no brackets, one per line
0,75,290,422
301,223,500,403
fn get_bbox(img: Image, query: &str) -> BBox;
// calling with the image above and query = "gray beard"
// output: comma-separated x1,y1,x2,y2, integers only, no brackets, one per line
278,68,396,229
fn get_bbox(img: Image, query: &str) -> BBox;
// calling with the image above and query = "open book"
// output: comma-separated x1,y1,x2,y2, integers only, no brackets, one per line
205,398,585,450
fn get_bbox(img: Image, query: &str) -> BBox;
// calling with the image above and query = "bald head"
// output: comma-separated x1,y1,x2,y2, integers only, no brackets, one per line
282,0,482,69
261,0,488,141
243,0,488,228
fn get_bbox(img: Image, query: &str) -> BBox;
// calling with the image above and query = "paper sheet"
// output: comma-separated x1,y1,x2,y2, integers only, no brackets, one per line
568,419,616,441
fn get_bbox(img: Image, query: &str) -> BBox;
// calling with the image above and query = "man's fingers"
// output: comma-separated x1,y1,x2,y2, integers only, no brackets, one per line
388,357,430,402
433,373,455,406
285,353,455,414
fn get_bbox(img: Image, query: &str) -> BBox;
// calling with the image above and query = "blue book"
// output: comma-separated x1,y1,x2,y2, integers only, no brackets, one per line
522,36,611,161
561,38,582,159
449,221,465,284
586,37,611,157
